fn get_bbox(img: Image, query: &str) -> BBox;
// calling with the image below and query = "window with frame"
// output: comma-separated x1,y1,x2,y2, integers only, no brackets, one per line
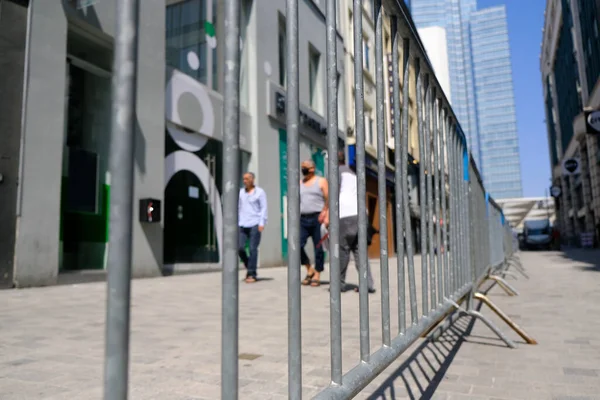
348,10,354,54
363,37,370,71
239,0,252,106
365,107,374,146
337,73,344,130
309,44,322,113
278,13,287,87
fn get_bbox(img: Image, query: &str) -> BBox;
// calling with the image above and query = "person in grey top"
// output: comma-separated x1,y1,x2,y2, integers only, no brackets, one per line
299,159,328,287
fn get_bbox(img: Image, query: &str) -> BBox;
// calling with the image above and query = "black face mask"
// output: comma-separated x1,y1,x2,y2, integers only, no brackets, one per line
301,168,310,176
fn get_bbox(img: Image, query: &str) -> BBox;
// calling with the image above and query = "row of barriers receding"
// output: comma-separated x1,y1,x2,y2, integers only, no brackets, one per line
101,0,537,399
219,1,537,399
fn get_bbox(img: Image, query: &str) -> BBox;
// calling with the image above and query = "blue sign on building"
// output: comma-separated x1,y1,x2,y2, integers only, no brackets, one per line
347,144,395,187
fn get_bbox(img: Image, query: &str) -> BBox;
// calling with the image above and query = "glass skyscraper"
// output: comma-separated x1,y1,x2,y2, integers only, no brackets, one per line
410,0,523,199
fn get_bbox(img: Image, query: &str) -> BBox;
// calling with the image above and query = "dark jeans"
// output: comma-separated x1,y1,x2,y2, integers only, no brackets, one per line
300,213,325,273
238,226,262,278
340,215,375,290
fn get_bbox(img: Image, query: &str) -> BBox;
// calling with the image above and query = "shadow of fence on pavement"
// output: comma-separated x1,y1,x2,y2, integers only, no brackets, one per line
364,295,520,400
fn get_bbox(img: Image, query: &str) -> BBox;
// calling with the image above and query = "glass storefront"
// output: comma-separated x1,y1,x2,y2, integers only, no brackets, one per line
60,52,112,271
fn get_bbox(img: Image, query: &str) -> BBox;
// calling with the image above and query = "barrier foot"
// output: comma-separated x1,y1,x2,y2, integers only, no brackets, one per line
499,270,520,281
420,297,467,338
510,255,525,270
488,275,519,296
461,309,516,349
508,259,529,279
446,299,517,349
474,292,538,345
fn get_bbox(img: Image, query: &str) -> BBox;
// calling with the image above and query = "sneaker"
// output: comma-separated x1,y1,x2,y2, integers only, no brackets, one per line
328,284,351,293
354,287,376,294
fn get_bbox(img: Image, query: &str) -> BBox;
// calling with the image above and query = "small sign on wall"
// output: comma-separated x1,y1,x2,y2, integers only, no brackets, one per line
188,186,200,199
562,157,581,176
585,109,600,135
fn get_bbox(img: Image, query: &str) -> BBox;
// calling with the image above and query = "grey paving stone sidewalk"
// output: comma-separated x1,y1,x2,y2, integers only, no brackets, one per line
0,250,599,399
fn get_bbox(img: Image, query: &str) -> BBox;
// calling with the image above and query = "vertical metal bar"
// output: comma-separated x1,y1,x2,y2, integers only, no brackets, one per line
450,129,457,294
460,139,465,288
103,1,139,398
457,137,463,289
457,136,463,289
469,162,477,305
286,0,302,397
391,19,405,334
426,88,436,310
455,135,465,288
326,0,342,386
221,0,241,399
353,0,371,362
459,139,466,288
447,127,453,295
441,114,449,299
445,121,452,297
374,0,391,347
433,98,442,305
461,143,468,290
403,40,418,326
466,152,473,294
417,70,428,317
465,147,471,288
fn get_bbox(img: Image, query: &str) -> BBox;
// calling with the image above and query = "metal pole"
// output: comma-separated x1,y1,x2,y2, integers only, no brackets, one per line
449,128,457,294
402,39,418,327
286,0,302,397
441,114,449,299
433,96,442,306
353,0,371,362
104,0,139,398
221,0,241,398
374,0,391,347
391,18,405,334
325,0,342,386
418,71,428,317
426,87,435,310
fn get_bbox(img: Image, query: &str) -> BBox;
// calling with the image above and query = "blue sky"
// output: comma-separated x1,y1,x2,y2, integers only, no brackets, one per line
478,0,550,197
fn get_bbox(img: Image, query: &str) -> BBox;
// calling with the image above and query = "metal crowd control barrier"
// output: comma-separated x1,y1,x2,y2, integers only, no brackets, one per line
101,0,535,399
218,0,538,399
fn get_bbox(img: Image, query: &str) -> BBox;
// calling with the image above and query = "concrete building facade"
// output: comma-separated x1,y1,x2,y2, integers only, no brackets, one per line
541,0,600,246
0,0,347,287
0,0,166,288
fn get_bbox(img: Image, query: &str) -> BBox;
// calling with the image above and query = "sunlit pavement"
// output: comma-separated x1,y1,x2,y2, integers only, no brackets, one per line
0,250,599,399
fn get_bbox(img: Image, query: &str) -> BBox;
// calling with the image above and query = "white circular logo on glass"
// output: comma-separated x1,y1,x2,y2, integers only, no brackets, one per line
264,61,272,77
187,51,200,71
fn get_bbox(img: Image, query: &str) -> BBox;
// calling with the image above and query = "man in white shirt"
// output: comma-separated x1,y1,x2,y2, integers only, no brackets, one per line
333,151,375,293
238,172,267,283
